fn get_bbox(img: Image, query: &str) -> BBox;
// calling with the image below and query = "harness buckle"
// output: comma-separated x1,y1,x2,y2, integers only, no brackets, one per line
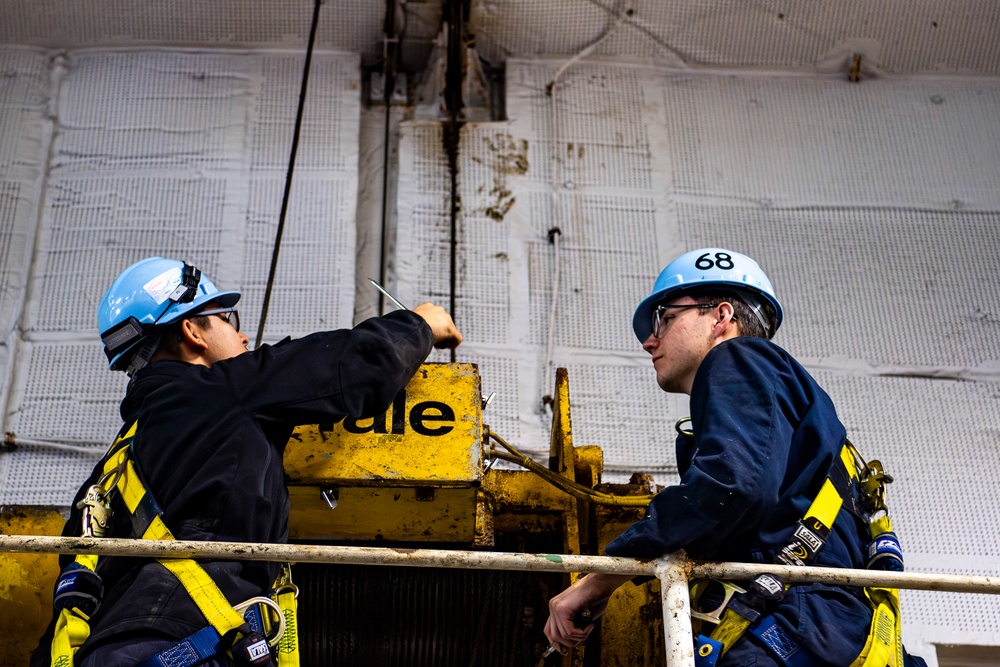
273,562,299,599
77,460,127,537
77,484,113,538
858,459,893,514
690,579,746,625
234,596,286,648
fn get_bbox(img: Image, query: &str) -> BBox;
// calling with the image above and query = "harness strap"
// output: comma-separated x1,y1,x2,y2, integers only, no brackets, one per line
50,421,251,667
850,514,905,667
137,604,272,667
103,436,247,636
693,441,907,667
273,565,301,667
138,626,223,667
50,424,137,667
776,447,855,567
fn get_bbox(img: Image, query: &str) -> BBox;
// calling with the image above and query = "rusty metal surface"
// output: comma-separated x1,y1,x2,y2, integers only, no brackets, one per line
0,534,657,576
0,506,66,666
288,485,478,542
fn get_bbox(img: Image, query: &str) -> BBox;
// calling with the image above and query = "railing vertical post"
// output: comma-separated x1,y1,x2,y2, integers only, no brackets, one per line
655,553,695,667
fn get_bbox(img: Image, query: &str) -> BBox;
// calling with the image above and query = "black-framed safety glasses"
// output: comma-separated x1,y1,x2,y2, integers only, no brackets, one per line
651,303,719,338
195,307,241,333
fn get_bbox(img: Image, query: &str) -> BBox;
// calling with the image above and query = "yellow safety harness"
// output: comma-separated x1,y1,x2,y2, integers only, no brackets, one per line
691,437,907,667
50,422,301,667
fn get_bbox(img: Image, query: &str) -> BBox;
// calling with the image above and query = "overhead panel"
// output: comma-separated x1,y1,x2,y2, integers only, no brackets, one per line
471,0,1000,75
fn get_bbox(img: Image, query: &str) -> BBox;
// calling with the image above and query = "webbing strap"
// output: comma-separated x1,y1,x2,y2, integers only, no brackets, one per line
708,607,752,650
102,439,246,636
695,442,906,667
777,445,855,566
807,478,844,530
50,607,92,667
137,626,223,667
850,514,905,667
49,425,136,667
275,587,300,667
157,559,247,635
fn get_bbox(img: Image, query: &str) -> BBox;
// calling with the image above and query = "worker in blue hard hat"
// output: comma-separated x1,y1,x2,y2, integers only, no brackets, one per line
32,257,461,667
544,248,926,667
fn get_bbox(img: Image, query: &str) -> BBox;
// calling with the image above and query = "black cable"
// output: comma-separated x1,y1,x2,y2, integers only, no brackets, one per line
255,0,323,349
443,0,466,363
378,0,401,315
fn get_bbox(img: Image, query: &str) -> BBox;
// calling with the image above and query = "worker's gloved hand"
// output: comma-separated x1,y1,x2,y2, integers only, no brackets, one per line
53,562,104,617
412,302,463,350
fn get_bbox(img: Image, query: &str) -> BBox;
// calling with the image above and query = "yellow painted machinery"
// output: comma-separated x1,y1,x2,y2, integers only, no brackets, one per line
0,363,666,666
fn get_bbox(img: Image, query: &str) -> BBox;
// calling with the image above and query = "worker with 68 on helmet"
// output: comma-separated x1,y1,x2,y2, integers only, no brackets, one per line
32,257,461,667
544,248,926,667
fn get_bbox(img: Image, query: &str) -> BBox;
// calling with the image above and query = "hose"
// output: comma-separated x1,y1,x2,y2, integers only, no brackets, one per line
487,430,655,507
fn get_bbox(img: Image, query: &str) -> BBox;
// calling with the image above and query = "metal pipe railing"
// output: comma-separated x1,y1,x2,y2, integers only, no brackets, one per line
4,534,1000,667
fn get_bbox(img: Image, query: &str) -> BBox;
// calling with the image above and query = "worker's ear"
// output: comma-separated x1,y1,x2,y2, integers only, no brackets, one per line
712,302,738,338
178,318,210,352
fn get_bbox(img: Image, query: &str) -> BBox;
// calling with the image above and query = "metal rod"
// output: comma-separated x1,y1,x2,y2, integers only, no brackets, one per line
690,560,1000,595
5,535,1000,595
255,0,323,349
656,554,696,667
0,535,653,576
368,278,407,311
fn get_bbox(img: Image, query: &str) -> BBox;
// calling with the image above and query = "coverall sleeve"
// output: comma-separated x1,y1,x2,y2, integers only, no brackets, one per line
606,341,790,560
213,309,435,425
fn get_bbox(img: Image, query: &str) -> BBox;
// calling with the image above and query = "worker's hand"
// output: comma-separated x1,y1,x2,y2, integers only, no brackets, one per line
543,573,630,655
412,302,463,350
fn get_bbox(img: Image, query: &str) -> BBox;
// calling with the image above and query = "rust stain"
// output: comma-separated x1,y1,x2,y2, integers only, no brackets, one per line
479,133,528,222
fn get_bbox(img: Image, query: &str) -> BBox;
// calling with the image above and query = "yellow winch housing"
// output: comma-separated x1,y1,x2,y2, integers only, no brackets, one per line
0,363,665,666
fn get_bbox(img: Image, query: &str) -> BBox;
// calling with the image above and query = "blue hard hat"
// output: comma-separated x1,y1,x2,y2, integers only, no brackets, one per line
98,257,241,370
632,248,783,342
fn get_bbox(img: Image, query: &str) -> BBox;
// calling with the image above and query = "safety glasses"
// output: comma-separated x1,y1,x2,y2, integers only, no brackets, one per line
651,303,718,338
196,307,241,333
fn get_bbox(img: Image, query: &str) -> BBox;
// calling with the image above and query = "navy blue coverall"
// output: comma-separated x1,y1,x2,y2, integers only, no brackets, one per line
605,337,924,667
31,309,433,667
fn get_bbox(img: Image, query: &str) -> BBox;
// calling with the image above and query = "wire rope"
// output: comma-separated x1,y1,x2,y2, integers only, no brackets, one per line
255,0,324,349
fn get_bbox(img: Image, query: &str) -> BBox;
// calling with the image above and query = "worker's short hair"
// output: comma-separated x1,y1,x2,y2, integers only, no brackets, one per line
687,290,777,340
150,313,214,360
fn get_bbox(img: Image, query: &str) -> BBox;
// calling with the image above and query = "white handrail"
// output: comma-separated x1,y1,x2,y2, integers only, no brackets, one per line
5,534,1000,666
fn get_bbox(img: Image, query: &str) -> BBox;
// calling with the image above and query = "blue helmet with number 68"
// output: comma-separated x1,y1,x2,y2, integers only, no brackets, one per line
632,248,783,342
